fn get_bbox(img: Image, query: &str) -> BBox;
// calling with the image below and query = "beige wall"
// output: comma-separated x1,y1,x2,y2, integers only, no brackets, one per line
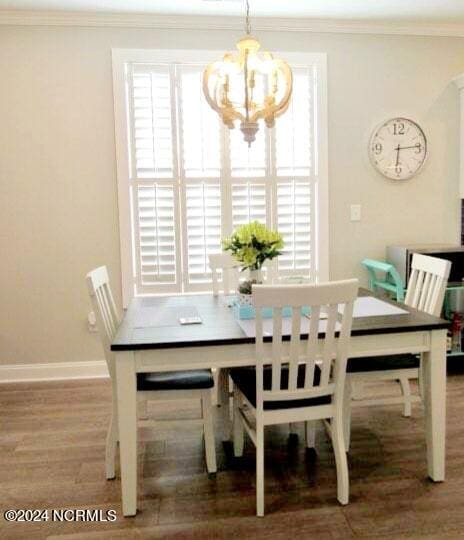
0,24,463,366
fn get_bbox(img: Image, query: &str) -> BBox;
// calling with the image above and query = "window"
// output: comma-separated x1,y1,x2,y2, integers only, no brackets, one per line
112,49,328,305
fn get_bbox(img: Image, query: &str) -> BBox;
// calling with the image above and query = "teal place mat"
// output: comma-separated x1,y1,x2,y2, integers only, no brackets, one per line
232,300,311,320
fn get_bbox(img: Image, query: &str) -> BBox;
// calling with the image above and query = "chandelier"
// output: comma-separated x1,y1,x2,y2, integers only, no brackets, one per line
203,0,293,146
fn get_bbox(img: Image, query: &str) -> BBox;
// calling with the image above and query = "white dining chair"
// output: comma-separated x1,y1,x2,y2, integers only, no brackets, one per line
209,252,241,296
208,253,299,435
208,253,241,413
275,272,312,437
86,266,217,479
230,279,359,516
209,252,277,296
344,253,451,449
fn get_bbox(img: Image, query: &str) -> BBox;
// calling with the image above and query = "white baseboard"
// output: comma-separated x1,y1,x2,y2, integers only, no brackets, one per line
0,360,109,383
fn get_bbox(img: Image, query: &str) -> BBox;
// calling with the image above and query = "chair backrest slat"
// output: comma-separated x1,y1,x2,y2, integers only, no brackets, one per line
333,296,355,387
411,269,425,307
427,276,441,314
271,307,283,391
86,266,120,378
208,253,240,296
95,287,111,338
417,272,431,311
253,279,359,409
255,307,265,402
288,307,302,390
320,304,338,387
304,304,320,388
404,254,451,317
99,284,116,338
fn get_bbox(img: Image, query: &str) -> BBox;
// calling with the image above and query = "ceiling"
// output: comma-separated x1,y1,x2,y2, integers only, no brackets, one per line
2,0,464,24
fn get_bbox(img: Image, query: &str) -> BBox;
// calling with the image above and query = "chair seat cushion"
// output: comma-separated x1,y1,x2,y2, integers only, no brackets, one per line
347,354,420,374
137,369,214,391
230,364,331,410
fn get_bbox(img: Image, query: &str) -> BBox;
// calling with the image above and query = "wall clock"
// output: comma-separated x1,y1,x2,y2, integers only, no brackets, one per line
368,117,427,180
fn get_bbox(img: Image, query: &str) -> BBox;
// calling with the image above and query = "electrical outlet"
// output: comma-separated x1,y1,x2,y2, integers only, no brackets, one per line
350,204,361,222
87,311,98,333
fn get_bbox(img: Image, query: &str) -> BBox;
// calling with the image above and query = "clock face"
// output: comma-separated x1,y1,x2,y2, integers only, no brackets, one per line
369,117,427,180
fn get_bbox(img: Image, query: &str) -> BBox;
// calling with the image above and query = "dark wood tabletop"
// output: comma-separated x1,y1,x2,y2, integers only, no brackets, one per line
111,288,450,351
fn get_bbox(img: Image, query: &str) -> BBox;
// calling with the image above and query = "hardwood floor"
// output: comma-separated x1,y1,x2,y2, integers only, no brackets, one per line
1,374,464,539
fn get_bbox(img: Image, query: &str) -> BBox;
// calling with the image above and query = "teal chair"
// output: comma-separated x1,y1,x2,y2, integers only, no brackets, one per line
361,258,404,302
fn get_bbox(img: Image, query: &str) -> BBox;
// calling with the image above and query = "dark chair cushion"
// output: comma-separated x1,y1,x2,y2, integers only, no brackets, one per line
137,369,214,391
347,354,420,374
230,364,331,410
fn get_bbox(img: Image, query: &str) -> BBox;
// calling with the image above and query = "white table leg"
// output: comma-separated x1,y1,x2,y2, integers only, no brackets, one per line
218,368,231,441
423,329,447,481
115,352,138,516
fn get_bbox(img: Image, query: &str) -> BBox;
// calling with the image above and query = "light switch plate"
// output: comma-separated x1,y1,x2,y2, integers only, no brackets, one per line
350,204,361,222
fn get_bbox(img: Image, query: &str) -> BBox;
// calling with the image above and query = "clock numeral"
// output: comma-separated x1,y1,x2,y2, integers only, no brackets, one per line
373,142,383,155
395,165,402,175
415,143,422,154
393,122,405,135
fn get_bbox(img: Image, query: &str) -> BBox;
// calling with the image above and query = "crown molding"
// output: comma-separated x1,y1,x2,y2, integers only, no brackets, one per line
2,10,464,37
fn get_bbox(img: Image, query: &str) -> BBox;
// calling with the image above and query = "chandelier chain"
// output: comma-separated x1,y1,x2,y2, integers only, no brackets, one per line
245,0,251,35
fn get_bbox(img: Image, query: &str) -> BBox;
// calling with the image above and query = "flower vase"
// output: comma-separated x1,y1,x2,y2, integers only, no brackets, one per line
237,268,263,307
238,292,254,307
248,268,263,283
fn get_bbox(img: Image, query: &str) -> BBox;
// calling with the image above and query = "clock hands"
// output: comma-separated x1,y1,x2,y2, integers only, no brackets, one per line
394,142,422,171
370,118,425,179
396,143,422,151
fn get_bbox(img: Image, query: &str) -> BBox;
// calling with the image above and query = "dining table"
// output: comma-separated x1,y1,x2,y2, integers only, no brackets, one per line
111,288,449,516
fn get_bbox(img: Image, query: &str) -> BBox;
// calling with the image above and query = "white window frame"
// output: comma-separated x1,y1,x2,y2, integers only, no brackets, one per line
112,48,329,307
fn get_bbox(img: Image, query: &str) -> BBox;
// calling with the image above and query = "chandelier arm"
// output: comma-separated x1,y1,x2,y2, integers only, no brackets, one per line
221,104,246,122
202,64,244,120
202,64,225,114
202,66,246,127
249,63,293,123
272,61,293,118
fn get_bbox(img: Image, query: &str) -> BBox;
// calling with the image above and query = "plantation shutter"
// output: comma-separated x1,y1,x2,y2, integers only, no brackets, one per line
275,182,312,274
123,57,322,296
129,64,180,293
229,125,266,178
178,67,223,288
135,184,177,286
229,125,269,234
274,67,315,279
231,182,268,229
